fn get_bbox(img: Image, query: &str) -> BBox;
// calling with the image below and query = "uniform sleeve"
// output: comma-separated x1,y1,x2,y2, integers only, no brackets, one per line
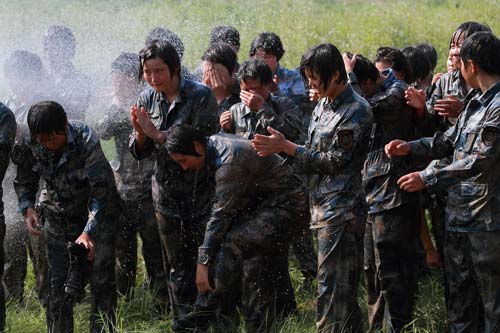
82,132,117,236
95,105,121,141
256,98,303,143
12,137,39,214
294,110,372,176
409,125,457,161
198,165,246,264
191,89,219,135
419,108,500,193
129,94,156,160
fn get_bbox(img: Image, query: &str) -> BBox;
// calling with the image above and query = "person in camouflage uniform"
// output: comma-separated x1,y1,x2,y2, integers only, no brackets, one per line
145,27,198,82
248,34,319,283
164,124,307,333
95,53,168,308
129,40,218,331
43,25,92,121
219,58,305,319
201,42,241,117
252,43,373,333
2,50,50,306
12,101,118,333
345,53,420,332
0,103,16,332
386,31,500,333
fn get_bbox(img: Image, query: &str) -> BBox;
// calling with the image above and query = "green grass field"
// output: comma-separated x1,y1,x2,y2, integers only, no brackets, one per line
1,0,497,331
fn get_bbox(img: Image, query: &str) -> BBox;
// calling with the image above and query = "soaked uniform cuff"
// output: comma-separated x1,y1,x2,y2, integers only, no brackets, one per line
83,221,96,237
419,169,437,192
197,247,211,265
18,197,35,216
294,145,308,168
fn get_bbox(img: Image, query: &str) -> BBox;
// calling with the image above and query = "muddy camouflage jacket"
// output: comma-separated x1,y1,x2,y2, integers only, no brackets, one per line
12,122,118,237
349,69,417,213
275,65,307,101
96,103,155,202
226,95,302,142
0,103,16,219
420,70,480,135
129,78,218,220
197,133,303,264
411,81,500,232
293,85,373,228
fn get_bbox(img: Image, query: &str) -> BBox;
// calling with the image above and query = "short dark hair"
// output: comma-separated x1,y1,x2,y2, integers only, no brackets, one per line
111,52,140,79
145,27,185,59
401,46,431,83
4,50,43,81
139,40,181,81
414,42,438,71
460,32,500,76
210,25,240,49
201,42,237,74
450,21,491,47
249,32,285,61
28,101,67,141
43,25,76,59
300,43,347,90
374,47,410,80
237,59,273,86
165,124,207,157
349,53,379,83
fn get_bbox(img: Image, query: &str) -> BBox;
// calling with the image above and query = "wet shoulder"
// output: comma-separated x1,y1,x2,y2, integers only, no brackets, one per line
182,79,211,99
0,103,16,146
209,133,254,166
69,121,100,149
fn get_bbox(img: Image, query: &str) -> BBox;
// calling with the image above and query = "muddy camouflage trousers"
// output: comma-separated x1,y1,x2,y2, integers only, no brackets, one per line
156,212,206,332
445,230,500,333
364,204,419,333
44,217,116,333
193,191,305,333
3,213,49,306
115,198,168,309
316,218,365,333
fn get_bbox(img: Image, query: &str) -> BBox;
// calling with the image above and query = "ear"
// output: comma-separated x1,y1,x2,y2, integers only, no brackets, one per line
469,60,479,75
193,140,205,156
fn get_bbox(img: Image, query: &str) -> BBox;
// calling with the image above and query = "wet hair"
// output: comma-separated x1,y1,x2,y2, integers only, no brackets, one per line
348,53,379,83
210,25,240,50
374,47,410,80
111,52,140,79
414,42,438,71
165,124,207,157
43,25,76,59
201,42,237,74
300,43,348,90
139,40,181,81
145,27,185,59
4,50,43,81
237,59,273,86
460,32,500,76
450,21,491,48
401,46,431,84
27,101,67,141
248,32,285,61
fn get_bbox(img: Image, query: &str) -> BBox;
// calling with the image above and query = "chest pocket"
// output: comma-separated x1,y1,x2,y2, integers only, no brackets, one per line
317,131,333,152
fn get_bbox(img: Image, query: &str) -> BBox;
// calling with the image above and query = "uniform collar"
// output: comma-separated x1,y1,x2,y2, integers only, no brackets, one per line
478,80,500,106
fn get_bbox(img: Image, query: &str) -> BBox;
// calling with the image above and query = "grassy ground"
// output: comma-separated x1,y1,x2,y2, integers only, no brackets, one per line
6,255,446,332
1,0,492,331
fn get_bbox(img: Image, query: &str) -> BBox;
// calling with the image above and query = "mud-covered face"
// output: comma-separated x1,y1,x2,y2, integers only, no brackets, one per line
112,72,140,104
253,48,278,74
304,67,339,99
169,152,205,171
450,31,465,71
36,131,67,153
142,57,175,93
